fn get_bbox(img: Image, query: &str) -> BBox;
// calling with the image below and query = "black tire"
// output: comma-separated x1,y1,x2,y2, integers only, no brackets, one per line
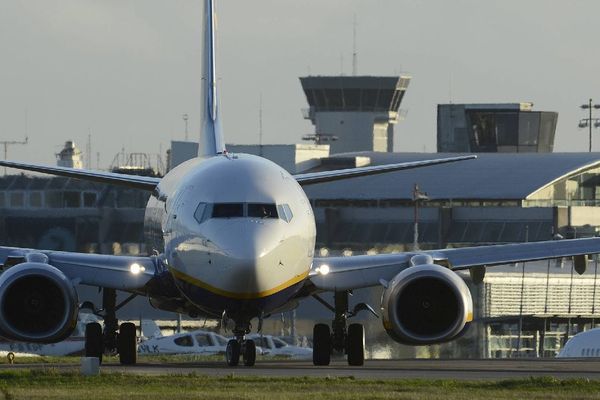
84,322,103,364
243,339,256,367
347,323,365,366
312,323,331,366
226,339,241,366
118,322,137,365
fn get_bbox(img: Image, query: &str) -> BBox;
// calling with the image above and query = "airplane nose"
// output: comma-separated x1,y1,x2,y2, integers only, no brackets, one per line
226,230,274,266
222,226,280,290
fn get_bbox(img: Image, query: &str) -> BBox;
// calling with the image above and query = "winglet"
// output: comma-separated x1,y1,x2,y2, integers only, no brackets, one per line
199,0,226,157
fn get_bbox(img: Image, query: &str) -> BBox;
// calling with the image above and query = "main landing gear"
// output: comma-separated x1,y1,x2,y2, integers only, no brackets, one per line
83,288,138,365
225,322,256,367
312,291,374,366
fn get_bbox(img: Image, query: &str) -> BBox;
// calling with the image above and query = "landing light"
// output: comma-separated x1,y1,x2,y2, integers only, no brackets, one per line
130,263,145,275
316,264,330,275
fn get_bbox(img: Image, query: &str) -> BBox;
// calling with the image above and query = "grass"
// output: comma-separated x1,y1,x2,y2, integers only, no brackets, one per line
0,354,228,365
0,371,598,399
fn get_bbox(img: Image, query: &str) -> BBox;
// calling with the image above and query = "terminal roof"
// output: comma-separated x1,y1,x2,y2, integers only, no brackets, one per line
303,152,600,201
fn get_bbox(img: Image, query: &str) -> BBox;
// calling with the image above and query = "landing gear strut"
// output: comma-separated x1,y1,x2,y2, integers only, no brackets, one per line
84,288,138,365
312,291,366,366
225,322,256,367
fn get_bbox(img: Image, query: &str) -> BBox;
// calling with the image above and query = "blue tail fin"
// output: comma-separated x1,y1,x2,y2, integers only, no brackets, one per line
200,0,226,157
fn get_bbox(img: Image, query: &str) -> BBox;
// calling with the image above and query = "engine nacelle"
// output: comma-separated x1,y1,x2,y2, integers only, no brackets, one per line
0,262,78,343
381,263,473,345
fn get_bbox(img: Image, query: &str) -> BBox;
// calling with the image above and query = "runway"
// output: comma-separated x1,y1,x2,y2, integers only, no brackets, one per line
3,359,600,380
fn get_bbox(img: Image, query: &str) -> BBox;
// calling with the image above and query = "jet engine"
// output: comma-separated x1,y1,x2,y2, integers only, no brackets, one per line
381,261,473,345
0,261,78,343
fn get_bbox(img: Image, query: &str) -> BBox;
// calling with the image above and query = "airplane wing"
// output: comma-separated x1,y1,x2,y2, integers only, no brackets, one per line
308,237,600,291
0,247,156,291
293,155,476,185
0,160,160,191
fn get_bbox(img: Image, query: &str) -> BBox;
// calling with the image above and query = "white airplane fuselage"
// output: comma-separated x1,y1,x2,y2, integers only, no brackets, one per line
144,153,316,320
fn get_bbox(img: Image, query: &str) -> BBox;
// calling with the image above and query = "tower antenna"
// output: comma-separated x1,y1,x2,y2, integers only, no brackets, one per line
259,93,263,156
352,14,358,76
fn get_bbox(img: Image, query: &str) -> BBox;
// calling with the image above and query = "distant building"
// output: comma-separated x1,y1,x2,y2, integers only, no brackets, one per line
56,141,83,169
437,103,558,153
169,141,329,173
300,76,411,154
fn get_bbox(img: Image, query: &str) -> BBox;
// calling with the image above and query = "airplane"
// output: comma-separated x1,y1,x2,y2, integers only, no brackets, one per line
138,327,229,356
0,0,599,368
246,334,312,360
557,329,600,358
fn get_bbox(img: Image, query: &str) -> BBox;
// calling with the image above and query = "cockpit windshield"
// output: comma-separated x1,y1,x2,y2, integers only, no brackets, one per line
194,202,293,224
247,203,278,219
212,203,244,218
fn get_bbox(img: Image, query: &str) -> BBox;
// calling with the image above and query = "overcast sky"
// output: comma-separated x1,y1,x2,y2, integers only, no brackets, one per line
1,0,600,168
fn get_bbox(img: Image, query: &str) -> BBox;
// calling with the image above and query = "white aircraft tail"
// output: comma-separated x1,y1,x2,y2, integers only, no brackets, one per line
199,0,226,157
141,320,163,339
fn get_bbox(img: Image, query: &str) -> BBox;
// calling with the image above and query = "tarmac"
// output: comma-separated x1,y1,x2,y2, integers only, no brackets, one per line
3,359,600,380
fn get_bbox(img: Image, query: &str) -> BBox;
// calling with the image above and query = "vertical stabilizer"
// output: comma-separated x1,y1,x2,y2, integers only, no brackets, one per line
199,0,226,156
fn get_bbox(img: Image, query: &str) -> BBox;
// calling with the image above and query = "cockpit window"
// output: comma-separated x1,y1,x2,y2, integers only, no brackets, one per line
212,203,244,218
277,204,294,223
194,202,209,224
248,203,278,219
195,202,291,223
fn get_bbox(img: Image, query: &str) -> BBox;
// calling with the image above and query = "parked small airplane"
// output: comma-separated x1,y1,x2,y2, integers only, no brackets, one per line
138,328,229,356
0,0,598,368
246,334,312,359
557,328,600,358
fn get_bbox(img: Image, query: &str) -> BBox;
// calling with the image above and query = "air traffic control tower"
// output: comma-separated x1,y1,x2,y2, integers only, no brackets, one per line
300,76,411,154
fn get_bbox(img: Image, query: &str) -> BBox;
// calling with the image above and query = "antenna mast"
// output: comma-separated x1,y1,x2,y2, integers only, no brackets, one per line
258,93,263,156
86,132,92,169
352,15,358,76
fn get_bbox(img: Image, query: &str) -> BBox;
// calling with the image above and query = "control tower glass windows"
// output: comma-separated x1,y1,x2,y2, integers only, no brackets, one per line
378,90,395,111
344,89,362,109
494,113,518,146
519,113,541,148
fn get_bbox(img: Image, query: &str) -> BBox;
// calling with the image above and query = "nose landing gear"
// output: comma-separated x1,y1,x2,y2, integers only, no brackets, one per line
225,324,256,367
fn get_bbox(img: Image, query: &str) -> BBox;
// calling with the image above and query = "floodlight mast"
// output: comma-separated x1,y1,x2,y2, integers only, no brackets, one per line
579,98,600,152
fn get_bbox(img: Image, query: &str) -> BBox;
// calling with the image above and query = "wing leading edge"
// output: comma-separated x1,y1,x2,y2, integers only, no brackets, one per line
293,155,476,186
309,237,600,292
0,247,156,291
0,160,160,191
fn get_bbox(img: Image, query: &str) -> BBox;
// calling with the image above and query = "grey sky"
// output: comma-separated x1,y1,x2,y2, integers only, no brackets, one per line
1,0,599,167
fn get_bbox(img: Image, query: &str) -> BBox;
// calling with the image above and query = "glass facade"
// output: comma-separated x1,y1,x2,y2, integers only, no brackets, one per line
438,104,557,153
463,110,556,153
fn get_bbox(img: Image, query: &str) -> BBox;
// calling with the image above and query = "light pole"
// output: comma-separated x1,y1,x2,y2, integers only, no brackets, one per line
579,99,600,152
182,113,189,141
412,183,429,251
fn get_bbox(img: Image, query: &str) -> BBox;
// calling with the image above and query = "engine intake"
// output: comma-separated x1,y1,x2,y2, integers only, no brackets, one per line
0,262,78,343
381,263,473,345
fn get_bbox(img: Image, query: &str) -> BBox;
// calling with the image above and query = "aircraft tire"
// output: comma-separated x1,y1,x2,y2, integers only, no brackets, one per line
84,322,103,364
346,323,365,366
242,339,256,367
118,322,137,365
226,339,241,366
312,323,331,366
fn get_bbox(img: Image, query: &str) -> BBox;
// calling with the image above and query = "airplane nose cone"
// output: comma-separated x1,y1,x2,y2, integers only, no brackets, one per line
226,228,275,266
